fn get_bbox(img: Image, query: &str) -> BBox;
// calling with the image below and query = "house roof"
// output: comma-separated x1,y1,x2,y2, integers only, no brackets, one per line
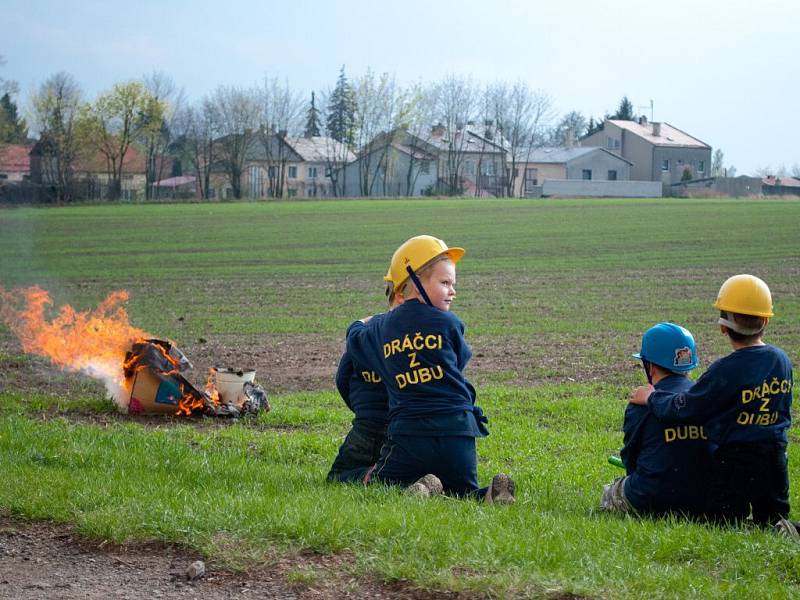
154,175,196,187
607,120,710,148
74,145,147,174
425,127,507,154
286,136,356,163
762,176,800,188
514,146,632,165
391,142,437,161
0,144,33,173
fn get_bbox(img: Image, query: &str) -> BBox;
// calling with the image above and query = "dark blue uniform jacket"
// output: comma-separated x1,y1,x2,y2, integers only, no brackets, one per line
346,299,487,437
647,345,793,449
335,350,389,425
622,375,713,515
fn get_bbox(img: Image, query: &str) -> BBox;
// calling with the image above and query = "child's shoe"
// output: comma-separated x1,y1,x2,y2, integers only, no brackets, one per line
485,473,516,505
774,517,800,540
406,474,443,497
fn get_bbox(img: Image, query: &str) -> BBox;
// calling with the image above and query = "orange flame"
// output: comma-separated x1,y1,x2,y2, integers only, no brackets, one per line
0,286,215,415
0,286,149,399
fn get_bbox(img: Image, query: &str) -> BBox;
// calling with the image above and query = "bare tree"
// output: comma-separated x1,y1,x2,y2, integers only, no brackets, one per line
173,98,218,200
207,85,260,199
431,75,479,196
352,70,408,196
140,72,184,199
487,82,553,197
257,77,304,198
400,82,438,196
29,72,83,202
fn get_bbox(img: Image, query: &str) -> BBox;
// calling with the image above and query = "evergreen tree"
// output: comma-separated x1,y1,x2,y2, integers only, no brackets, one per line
610,96,635,121
0,93,28,143
586,116,604,136
326,66,355,145
304,91,321,138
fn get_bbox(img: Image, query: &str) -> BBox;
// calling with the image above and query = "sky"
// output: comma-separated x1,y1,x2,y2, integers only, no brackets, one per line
3,0,798,175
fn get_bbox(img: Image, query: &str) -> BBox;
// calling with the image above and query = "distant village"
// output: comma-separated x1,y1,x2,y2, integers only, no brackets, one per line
1,69,798,203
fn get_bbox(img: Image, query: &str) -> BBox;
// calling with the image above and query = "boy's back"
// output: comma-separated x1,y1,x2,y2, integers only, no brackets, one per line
623,374,713,516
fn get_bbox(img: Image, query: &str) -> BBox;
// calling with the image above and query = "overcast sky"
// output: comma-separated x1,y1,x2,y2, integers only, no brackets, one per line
3,0,797,175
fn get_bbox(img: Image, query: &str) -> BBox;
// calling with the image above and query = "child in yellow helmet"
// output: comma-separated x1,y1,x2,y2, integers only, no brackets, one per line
630,275,796,536
346,235,515,503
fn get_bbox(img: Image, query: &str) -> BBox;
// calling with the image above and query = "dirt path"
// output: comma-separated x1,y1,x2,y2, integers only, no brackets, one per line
0,516,463,600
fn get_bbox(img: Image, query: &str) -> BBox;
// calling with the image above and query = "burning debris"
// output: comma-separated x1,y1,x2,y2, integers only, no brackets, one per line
0,286,270,418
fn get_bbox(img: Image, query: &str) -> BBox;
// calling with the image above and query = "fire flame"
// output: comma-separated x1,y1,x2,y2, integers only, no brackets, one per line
0,286,214,415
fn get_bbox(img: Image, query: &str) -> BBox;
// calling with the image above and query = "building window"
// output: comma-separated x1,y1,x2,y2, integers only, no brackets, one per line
464,160,475,175
308,166,317,178
698,160,705,173
614,139,620,150
525,168,538,188
420,160,430,174
480,161,496,176
607,136,614,149
287,188,297,197
288,166,297,178
607,170,617,181
661,159,670,171
0,174,7,180
582,169,592,180
325,167,332,177
268,166,276,178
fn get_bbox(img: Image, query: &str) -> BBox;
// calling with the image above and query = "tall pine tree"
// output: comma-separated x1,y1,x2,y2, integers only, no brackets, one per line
610,96,635,121
0,93,28,143
304,91,321,138
326,66,355,145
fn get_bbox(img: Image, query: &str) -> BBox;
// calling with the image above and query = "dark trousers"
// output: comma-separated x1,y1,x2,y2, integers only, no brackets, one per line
368,434,486,498
707,441,790,526
327,419,387,483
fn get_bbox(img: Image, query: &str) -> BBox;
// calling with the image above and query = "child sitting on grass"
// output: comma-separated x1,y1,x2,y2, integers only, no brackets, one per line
346,235,515,504
327,274,400,483
602,322,712,517
630,275,796,536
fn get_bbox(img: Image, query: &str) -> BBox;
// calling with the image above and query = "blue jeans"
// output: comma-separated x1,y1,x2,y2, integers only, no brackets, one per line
368,433,486,498
327,419,387,483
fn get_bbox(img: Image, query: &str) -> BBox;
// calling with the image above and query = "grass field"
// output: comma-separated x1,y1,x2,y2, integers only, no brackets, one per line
1,197,800,598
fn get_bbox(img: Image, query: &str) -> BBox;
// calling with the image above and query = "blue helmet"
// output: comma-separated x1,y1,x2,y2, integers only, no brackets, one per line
632,322,698,372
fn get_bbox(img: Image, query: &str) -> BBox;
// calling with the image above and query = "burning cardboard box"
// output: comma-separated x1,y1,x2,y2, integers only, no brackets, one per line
0,286,270,419
124,339,270,417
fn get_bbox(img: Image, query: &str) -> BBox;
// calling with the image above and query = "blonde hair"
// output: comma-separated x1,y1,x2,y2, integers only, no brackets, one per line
399,255,453,297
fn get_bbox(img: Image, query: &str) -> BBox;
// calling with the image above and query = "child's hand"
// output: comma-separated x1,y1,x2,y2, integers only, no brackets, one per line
629,385,654,405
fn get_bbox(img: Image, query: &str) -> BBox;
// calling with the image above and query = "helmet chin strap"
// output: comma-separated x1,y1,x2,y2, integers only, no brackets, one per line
641,359,653,385
406,265,433,306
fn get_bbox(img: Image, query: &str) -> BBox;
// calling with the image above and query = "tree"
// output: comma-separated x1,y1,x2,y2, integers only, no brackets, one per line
29,72,83,202
304,92,321,138
207,85,260,199
548,111,587,146
326,66,356,146
711,149,725,177
487,81,554,197
610,96,635,121
0,93,28,143
258,77,303,198
77,81,162,200
140,72,184,199
173,99,218,200
586,116,604,136
431,74,480,195
791,163,800,178
352,70,408,196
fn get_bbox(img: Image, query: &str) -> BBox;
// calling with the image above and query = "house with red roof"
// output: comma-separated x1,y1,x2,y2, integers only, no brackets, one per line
0,143,33,183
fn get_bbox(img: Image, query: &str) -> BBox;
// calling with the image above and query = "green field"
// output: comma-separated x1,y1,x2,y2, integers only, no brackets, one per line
1,198,800,598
